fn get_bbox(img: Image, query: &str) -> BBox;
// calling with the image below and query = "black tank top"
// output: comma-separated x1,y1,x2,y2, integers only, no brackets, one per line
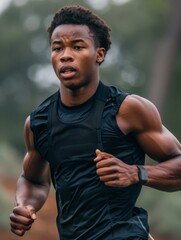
30,82,149,240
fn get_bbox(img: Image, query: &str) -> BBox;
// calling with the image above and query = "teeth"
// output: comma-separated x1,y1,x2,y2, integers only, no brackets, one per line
63,69,74,73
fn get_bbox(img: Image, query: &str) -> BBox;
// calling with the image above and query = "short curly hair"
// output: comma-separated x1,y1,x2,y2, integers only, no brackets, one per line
47,5,112,55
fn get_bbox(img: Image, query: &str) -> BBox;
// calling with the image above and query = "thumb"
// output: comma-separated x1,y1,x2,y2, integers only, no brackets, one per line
95,149,102,156
94,149,113,162
94,149,104,162
26,205,37,220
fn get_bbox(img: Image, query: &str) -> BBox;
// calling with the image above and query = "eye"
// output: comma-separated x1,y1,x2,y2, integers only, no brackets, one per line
52,46,63,52
74,46,84,50
55,47,62,52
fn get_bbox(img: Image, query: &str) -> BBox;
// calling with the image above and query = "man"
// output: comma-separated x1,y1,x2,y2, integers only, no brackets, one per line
10,5,181,240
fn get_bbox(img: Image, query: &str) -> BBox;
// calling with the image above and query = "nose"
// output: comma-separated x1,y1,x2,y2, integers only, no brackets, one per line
60,47,73,62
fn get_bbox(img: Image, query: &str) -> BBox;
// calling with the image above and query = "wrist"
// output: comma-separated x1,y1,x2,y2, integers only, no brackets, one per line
136,165,148,185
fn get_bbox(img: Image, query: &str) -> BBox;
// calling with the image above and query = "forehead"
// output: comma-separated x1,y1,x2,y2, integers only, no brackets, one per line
51,24,94,43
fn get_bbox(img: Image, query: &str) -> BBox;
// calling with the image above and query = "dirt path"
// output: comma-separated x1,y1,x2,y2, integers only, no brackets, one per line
0,177,59,240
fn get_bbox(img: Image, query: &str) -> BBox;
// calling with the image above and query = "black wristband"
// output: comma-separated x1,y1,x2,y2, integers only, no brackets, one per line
136,165,148,185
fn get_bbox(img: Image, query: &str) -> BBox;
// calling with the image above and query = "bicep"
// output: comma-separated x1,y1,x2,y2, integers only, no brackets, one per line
117,95,181,162
136,126,181,162
132,98,181,161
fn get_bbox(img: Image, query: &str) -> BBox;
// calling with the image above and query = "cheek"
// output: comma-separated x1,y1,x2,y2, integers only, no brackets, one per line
51,55,59,71
81,53,97,68
51,60,56,73
51,54,55,65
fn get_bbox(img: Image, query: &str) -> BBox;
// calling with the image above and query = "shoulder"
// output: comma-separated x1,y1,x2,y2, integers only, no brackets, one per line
31,91,59,115
106,85,129,111
122,94,160,117
30,91,59,130
24,116,35,150
116,94,162,134
109,85,128,98
30,91,59,125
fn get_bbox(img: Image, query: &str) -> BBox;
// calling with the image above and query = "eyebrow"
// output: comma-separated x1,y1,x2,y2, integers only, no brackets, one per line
72,39,85,43
51,38,87,45
51,40,61,45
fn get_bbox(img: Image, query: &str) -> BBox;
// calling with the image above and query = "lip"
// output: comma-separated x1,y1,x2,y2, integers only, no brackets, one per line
59,66,77,79
60,65,76,73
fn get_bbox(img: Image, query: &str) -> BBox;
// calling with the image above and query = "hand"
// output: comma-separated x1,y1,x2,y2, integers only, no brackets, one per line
94,149,139,187
10,205,36,236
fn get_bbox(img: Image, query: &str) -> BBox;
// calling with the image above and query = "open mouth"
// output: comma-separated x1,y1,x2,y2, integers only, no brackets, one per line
60,66,76,73
60,66,76,79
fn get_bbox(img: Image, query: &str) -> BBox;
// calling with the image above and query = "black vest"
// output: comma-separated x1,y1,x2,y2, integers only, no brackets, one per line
30,82,149,240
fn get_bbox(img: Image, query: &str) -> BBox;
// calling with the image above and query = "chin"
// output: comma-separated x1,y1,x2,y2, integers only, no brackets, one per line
62,82,80,91
63,79,88,91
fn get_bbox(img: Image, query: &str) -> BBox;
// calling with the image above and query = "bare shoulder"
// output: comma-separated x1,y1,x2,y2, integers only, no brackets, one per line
24,115,31,133
121,94,159,116
116,94,162,134
24,116,34,150
24,115,45,162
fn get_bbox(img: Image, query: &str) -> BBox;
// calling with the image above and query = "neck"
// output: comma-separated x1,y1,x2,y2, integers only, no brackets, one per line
59,80,100,107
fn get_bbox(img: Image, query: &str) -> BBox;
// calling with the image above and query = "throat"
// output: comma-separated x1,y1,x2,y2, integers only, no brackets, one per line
60,82,99,107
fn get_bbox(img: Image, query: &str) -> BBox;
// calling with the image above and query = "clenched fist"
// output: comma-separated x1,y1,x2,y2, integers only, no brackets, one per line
94,149,139,187
10,205,36,236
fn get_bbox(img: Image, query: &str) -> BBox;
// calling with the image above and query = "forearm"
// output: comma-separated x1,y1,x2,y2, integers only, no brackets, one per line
144,156,181,192
15,174,50,211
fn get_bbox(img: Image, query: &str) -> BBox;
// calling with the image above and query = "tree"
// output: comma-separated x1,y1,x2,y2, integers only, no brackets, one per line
148,0,181,116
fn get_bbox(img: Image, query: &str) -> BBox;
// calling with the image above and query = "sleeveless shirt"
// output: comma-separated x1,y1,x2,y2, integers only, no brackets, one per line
30,82,149,240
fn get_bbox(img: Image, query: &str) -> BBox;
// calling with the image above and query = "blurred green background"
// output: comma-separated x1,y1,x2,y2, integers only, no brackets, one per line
0,0,181,239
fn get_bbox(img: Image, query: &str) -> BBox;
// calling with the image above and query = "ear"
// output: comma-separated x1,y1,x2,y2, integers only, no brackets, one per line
96,48,106,64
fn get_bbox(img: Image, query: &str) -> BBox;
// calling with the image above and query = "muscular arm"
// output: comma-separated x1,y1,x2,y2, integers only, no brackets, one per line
10,116,51,236
118,95,181,191
95,95,181,192
16,116,51,209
